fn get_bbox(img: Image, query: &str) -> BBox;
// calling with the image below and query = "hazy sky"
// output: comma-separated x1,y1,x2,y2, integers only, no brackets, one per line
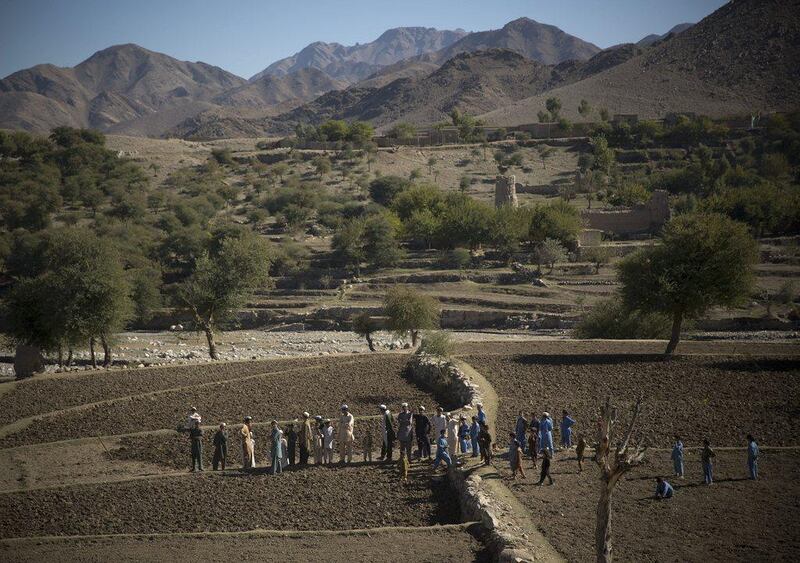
0,0,728,79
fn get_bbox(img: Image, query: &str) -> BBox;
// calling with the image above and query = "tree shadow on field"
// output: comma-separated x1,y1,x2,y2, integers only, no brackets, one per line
512,354,671,367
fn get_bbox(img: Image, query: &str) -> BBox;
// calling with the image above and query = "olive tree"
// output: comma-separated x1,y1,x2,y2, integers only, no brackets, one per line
384,286,440,346
352,312,380,351
177,233,272,359
4,227,133,367
618,213,758,354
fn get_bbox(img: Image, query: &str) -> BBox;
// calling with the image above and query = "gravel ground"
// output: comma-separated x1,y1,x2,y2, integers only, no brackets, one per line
0,355,443,448
463,352,800,447
1,526,490,563
0,465,461,538
498,449,800,562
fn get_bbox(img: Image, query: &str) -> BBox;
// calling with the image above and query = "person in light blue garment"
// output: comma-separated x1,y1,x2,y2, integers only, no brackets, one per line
671,435,684,478
515,412,528,454
655,477,674,499
458,415,470,454
560,410,576,449
476,403,487,426
539,412,554,455
469,415,481,458
747,434,759,480
270,420,284,474
433,429,452,471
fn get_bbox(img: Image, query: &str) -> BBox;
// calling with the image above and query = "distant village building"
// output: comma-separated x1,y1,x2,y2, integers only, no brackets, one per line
582,190,670,237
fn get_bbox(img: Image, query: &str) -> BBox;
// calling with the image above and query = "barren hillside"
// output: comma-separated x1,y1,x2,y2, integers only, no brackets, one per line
481,0,800,125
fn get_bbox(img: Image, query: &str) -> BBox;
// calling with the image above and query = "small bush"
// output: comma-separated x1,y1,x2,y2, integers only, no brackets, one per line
575,296,671,339
417,331,454,357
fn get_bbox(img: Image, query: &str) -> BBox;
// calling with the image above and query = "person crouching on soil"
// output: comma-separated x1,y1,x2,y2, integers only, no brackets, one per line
478,422,493,466
189,419,204,472
655,477,674,499
323,419,335,465
212,423,227,471
433,430,452,471
527,426,539,468
509,432,526,480
270,420,284,475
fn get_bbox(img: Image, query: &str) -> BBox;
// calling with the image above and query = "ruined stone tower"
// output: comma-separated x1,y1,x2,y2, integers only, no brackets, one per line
495,175,518,208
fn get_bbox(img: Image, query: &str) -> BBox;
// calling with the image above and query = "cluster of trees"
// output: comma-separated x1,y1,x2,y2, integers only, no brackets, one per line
329,176,582,272
574,113,800,237
294,120,375,148
0,128,283,362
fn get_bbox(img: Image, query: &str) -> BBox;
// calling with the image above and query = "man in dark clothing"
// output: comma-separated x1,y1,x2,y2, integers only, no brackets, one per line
212,423,227,471
414,406,432,460
379,404,396,461
286,422,298,466
537,448,554,485
190,420,204,472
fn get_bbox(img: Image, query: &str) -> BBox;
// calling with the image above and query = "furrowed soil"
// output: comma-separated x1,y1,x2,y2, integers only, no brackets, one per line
1,526,490,563
0,354,444,448
461,349,800,447
497,449,800,562
0,465,461,538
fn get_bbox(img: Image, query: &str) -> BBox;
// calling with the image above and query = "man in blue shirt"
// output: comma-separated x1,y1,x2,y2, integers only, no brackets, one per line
433,429,452,471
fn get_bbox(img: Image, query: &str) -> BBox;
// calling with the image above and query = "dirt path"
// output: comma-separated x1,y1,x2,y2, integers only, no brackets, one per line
454,358,566,562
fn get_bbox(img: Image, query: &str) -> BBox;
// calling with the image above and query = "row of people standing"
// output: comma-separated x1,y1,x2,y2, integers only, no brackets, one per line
184,402,496,473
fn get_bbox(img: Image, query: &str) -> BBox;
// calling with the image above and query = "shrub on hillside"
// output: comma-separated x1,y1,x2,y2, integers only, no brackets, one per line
575,297,671,339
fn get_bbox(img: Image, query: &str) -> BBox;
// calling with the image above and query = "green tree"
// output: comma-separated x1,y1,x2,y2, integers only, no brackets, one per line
618,213,758,354
368,175,411,206
352,312,380,352
346,121,375,147
591,134,614,176
578,99,592,118
363,213,404,269
534,238,568,273
582,245,613,274
312,156,332,179
5,228,133,367
384,286,440,346
387,122,417,142
546,97,562,120
332,218,366,273
130,267,162,325
427,156,437,176
319,120,349,142
528,200,581,247
177,233,272,359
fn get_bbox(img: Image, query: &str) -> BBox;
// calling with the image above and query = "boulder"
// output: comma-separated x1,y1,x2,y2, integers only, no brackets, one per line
14,345,45,379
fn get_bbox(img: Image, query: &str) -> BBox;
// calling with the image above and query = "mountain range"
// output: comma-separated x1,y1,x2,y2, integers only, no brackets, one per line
1,1,797,139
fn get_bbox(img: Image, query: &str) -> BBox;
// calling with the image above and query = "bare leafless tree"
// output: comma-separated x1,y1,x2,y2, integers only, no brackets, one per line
594,396,647,563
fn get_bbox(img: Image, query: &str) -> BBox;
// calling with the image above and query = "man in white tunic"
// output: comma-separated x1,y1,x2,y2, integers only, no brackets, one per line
338,404,355,463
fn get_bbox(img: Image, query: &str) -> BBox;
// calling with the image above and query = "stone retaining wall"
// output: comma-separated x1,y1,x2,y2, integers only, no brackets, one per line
405,354,541,562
